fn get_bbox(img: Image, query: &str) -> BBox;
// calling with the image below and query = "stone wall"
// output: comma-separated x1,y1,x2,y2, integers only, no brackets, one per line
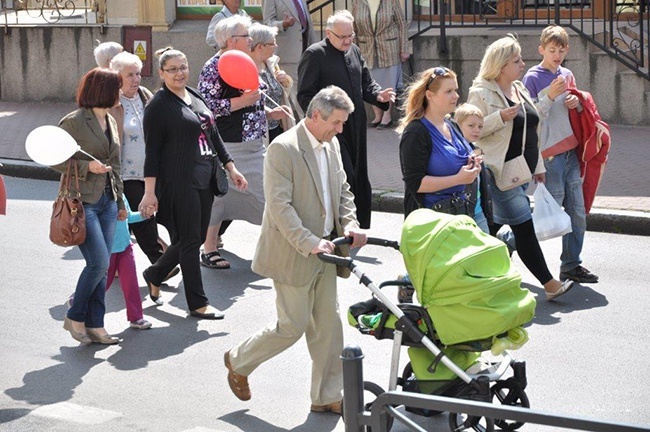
1,24,648,125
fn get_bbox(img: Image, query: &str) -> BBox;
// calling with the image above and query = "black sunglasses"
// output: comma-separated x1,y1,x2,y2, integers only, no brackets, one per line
426,67,450,88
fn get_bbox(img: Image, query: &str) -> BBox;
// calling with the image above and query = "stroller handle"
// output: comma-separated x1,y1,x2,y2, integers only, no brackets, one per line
317,236,400,267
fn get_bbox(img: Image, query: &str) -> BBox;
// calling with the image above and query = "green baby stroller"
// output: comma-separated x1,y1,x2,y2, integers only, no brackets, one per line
322,209,536,431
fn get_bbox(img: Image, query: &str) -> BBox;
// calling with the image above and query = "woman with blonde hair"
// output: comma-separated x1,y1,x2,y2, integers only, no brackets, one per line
398,67,488,231
467,35,573,301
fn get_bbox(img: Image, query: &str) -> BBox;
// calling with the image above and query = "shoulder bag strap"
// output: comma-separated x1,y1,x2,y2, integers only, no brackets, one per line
514,85,527,155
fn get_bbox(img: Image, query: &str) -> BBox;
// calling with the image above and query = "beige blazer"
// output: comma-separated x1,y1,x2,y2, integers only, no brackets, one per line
263,0,317,65
252,122,359,286
352,0,410,69
467,77,545,183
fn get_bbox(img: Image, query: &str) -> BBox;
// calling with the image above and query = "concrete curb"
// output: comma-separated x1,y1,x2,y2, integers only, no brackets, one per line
0,158,59,181
2,159,648,237
371,190,650,237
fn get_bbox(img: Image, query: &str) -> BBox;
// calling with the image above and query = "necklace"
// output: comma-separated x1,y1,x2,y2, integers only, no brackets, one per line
121,93,143,127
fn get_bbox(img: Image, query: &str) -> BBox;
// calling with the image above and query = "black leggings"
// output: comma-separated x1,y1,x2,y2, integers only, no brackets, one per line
491,219,553,285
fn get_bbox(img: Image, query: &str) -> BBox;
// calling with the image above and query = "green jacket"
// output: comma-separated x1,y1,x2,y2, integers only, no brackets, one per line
53,108,124,210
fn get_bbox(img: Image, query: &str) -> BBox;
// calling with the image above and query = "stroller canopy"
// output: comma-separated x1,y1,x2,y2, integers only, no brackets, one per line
401,209,536,345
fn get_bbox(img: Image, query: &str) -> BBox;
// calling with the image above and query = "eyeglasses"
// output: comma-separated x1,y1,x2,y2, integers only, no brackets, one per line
263,42,277,47
426,66,450,88
329,30,355,41
231,34,250,39
162,65,189,74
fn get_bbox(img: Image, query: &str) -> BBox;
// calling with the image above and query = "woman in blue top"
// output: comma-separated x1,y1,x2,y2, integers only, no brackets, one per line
398,67,487,231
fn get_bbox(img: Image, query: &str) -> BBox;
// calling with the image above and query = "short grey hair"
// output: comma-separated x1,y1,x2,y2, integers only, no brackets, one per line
326,10,354,30
249,23,278,50
94,41,123,68
154,46,187,70
109,51,143,73
214,15,253,50
306,86,355,119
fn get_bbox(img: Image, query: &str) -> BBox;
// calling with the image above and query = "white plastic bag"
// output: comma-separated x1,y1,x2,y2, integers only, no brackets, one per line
532,183,572,241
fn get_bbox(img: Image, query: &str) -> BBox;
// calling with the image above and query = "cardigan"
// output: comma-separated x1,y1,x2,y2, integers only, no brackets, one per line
143,84,232,231
399,118,492,222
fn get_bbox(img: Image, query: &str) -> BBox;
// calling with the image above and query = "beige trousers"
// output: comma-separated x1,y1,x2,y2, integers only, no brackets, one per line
229,261,343,405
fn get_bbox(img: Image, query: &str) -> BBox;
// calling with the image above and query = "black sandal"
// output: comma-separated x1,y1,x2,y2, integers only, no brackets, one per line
200,251,231,269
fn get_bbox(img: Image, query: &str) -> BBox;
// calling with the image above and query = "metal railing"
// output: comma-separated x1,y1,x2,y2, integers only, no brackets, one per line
410,0,649,80
306,0,648,81
1,0,105,33
342,345,650,432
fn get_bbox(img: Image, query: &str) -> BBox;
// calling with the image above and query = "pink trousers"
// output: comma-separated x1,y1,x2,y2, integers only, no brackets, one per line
106,244,144,322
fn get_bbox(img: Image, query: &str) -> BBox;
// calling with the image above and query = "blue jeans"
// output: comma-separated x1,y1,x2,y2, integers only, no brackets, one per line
544,150,586,273
473,210,489,234
67,190,117,328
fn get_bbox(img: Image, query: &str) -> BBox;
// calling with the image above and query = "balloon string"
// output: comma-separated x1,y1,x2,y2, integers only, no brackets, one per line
77,148,108,166
259,89,296,121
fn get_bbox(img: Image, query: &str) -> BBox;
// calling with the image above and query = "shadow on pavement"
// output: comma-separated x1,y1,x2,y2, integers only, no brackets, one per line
0,408,32,425
5,346,104,405
219,409,341,432
524,281,608,326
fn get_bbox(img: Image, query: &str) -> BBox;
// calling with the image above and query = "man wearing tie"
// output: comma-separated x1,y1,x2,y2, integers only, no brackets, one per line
224,86,367,414
263,0,317,115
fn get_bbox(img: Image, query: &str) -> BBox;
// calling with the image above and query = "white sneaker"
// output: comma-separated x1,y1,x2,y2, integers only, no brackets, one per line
129,319,152,330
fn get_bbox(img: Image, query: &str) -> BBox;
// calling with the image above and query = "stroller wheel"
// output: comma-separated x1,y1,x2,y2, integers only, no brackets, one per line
490,381,530,431
448,412,495,432
363,381,394,432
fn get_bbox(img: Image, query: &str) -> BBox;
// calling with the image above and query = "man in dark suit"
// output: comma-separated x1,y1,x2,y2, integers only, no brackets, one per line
297,10,395,229
224,86,367,414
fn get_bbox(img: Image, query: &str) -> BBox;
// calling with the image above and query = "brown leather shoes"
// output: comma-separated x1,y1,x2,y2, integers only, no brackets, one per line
224,351,251,401
310,400,343,414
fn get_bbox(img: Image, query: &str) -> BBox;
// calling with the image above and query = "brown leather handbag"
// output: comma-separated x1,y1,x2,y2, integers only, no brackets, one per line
50,160,86,247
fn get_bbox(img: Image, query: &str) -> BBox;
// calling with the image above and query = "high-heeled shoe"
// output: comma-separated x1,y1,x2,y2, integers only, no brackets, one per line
143,269,163,306
63,316,91,344
86,328,120,345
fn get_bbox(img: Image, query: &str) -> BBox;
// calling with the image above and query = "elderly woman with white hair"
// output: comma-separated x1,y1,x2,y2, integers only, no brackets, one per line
197,15,287,269
108,52,175,281
94,41,123,68
249,23,294,142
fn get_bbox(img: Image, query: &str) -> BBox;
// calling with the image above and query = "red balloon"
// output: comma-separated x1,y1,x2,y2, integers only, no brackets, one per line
218,50,259,91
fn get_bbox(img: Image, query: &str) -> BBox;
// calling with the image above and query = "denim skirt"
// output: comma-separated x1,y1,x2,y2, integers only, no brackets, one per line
487,170,533,226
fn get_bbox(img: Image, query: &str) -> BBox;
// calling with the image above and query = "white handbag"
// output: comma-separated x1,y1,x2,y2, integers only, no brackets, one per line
495,93,532,191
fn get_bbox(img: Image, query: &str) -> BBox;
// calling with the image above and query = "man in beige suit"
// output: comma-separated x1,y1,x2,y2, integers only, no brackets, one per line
263,0,317,116
224,86,367,414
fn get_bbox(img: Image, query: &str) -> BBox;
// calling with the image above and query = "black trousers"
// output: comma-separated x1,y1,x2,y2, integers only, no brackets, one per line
123,180,163,264
146,187,214,311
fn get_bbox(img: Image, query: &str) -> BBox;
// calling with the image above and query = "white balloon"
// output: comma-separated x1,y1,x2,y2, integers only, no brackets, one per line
25,125,79,166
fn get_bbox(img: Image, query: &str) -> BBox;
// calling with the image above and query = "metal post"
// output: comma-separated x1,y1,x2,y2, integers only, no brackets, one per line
342,345,365,432
439,0,447,54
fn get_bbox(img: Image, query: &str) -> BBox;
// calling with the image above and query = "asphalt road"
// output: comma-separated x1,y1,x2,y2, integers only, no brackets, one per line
1,176,649,432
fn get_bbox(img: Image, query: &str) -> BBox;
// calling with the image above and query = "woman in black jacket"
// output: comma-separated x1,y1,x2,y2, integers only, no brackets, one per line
139,47,247,319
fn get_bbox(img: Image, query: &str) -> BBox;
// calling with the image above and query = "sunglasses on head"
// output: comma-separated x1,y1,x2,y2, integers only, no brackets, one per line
426,66,450,88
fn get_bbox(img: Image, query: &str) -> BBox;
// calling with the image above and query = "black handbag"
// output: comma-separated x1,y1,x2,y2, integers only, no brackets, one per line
211,157,229,197
429,180,477,217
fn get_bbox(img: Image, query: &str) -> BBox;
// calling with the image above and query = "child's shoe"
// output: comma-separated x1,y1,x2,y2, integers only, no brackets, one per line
129,319,152,330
